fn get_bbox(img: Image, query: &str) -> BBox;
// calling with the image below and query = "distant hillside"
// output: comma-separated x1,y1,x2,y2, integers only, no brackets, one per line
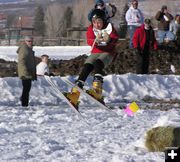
0,0,28,4
0,0,73,15
0,0,179,17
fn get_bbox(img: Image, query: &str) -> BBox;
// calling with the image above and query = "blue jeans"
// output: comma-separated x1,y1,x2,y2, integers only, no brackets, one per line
128,25,139,48
157,30,175,43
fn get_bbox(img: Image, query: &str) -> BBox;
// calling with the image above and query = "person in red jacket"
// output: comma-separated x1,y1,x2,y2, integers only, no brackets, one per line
65,9,119,108
133,18,157,74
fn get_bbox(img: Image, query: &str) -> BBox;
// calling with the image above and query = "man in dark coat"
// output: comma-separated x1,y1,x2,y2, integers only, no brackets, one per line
17,36,36,107
133,18,157,74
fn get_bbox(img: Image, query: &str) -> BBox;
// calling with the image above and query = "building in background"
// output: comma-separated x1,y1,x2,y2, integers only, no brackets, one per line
1,16,34,45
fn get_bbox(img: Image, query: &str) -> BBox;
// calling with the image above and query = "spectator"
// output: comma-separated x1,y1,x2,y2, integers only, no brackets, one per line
17,36,36,107
88,0,117,23
133,19,157,74
125,0,144,48
169,14,180,40
36,54,50,76
155,5,174,43
65,9,119,109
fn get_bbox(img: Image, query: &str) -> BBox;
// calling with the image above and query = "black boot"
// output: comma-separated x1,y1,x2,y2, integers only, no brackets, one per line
94,59,105,76
75,80,85,89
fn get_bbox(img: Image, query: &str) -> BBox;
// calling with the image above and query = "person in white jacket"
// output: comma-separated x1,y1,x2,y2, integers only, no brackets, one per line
169,14,180,40
125,0,144,48
36,54,50,76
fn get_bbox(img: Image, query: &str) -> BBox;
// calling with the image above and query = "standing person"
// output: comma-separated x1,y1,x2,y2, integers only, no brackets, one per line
17,36,36,107
88,0,117,23
133,19,157,74
125,0,144,48
36,54,50,76
169,14,180,40
65,9,119,108
155,5,174,43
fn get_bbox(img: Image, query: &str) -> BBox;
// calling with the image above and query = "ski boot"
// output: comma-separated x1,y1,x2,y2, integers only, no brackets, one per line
86,74,104,104
64,80,84,110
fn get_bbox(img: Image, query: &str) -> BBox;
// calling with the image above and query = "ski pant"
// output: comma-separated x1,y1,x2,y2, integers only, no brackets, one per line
21,79,32,107
78,53,113,82
136,49,150,74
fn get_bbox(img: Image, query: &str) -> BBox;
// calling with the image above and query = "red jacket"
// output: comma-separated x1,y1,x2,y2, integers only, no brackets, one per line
86,24,119,55
133,24,158,50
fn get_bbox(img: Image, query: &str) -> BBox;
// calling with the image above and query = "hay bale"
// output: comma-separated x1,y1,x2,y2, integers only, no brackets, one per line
145,126,180,152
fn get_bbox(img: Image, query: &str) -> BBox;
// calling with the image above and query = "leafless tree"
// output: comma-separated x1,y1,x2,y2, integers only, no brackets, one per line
44,3,67,38
71,0,94,27
70,0,94,38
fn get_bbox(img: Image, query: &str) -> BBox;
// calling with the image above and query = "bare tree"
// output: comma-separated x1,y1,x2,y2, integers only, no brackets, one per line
45,3,67,38
72,0,94,27
61,6,73,37
69,0,94,38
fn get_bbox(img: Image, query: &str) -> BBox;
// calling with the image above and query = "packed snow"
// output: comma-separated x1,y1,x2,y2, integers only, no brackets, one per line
0,46,180,162
0,46,91,61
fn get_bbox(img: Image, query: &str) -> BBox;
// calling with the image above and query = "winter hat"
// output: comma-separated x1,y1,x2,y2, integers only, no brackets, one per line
88,9,106,22
161,5,167,11
161,5,167,10
144,18,151,25
95,0,104,5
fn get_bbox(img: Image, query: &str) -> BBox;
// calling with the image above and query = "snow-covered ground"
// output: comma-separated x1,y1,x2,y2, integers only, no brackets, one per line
0,46,91,61
0,75,180,162
0,46,179,161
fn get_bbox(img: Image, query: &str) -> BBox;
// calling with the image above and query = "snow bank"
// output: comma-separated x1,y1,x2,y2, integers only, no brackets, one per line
0,74,180,106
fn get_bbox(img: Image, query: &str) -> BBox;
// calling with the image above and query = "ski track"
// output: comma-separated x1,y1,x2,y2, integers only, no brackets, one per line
0,105,179,162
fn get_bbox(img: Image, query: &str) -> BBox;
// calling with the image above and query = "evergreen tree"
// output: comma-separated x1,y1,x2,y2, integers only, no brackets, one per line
34,5,45,36
6,14,16,28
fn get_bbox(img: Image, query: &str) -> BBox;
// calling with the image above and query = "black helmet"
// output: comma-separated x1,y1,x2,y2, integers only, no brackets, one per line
88,9,106,22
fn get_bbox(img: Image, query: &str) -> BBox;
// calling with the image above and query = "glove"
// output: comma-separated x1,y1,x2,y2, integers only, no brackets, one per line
49,73,55,77
102,31,110,43
95,33,103,44
20,76,26,80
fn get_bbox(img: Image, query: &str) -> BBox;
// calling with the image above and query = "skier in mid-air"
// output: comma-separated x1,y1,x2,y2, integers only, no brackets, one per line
64,9,119,108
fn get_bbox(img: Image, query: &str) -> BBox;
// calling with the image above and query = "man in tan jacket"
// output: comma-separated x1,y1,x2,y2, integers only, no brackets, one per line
17,36,36,107
155,5,174,43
